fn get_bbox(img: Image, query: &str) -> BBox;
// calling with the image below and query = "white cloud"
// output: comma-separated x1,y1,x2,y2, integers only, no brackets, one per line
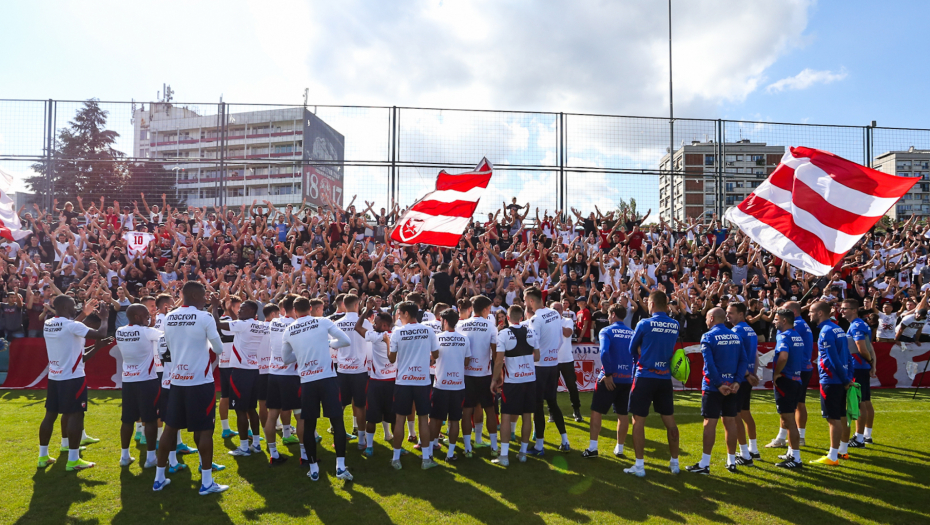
766,68,848,93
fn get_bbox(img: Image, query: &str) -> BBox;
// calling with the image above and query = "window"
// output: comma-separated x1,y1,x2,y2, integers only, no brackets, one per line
274,145,294,154
140,130,148,140
704,154,715,166
751,154,765,166
228,188,244,197
726,183,735,192
248,186,268,196
199,188,217,199
726,155,737,162
272,185,295,195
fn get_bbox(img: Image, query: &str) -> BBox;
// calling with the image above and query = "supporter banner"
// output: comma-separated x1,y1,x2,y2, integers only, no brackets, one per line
4,338,930,391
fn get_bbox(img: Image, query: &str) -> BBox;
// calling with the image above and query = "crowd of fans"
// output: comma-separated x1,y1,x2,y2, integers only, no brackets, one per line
2,191,929,348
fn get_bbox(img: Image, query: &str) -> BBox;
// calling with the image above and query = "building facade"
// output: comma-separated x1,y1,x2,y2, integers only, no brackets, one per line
872,148,930,219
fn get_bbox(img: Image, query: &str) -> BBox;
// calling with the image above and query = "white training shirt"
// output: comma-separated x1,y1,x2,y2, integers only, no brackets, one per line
877,312,897,340
258,321,272,375
219,315,234,369
152,313,166,373
456,316,498,377
528,307,563,367
157,334,172,389
281,316,351,383
333,312,372,375
365,329,396,380
268,316,298,376
497,324,539,384
115,325,162,383
434,331,471,391
44,317,91,381
390,322,439,386
423,318,443,376
227,318,267,370
163,306,224,387
557,316,575,364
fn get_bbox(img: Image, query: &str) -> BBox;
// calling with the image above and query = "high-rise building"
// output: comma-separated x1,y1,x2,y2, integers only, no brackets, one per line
872,148,930,219
658,140,784,222
132,103,344,209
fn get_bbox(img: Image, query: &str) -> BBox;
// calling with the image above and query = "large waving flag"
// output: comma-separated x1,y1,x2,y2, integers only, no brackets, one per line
725,146,917,276
0,170,31,242
391,158,493,247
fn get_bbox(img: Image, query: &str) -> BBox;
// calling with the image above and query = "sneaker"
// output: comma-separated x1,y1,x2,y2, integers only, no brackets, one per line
547,416,555,423
686,463,710,475
463,450,474,459
153,479,171,492
144,459,158,469
765,438,787,448
362,447,373,458
80,435,100,445
60,445,87,453
199,462,226,472
623,466,646,477
581,449,598,458
443,454,458,462
492,456,510,467
37,456,56,468
308,470,320,481
221,429,239,439
726,464,738,473
849,440,865,449
199,482,230,495
176,443,198,454
384,433,394,442
229,447,251,457
168,463,188,474
474,441,490,449
421,458,440,470
490,448,499,458
336,468,354,481
750,452,761,459
573,409,584,422
250,445,263,454
281,435,300,445
358,442,367,451
66,458,96,472
776,459,804,469
777,453,791,461
864,437,874,444
809,456,839,466
799,437,806,447
391,459,403,470
527,447,545,457
276,421,284,432
669,462,680,474
518,452,527,463
407,435,418,444
120,456,136,467
558,443,571,452
345,433,356,441
134,430,143,442
735,456,754,467
838,453,850,460
139,435,147,446
269,455,289,467
413,443,422,451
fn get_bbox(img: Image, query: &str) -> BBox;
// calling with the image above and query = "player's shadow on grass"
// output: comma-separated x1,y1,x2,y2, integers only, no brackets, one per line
17,465,106,525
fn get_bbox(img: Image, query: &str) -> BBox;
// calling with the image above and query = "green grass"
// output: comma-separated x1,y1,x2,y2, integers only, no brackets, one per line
1,389,928,525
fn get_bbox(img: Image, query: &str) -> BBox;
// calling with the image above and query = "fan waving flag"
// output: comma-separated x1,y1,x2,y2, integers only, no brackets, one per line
725,146,918,276
391,158,493,247
0,171,31,242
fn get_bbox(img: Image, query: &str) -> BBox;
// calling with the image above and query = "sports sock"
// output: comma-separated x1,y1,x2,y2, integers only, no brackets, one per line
121,448,131,462
447,444,456,458
174,429,182,443
423,443,433,460
501,443,509,456
300,444,307,460
798,428,806,439
490,433,498,450
635,458,644,468
157,426,164,439
82,430,90,440
359,431,368,447
352,417,358,429
535,438,544,451
838,441,849,455
855,432,864,442
699,453,711,468
776,428,788,440
336,457,346,470
202,468,213,487
251,435,261,448
748,439,758,453
464,434,473,451
68,448,80,462
739,444,750,459
828,448,839,461
168,450,178,467
561,433,569,445
589,439,598,452
239,439,249,451
407,420,416,436
221,420,230,431
614,443,624,455
283,426,292,439
727,454,736,466
382,422,392,439
520,442,528,454
147,450,156,463
268,442,279,459
670,457,679,467
39,445,49,457
793,449,801,462
475,423,484,442
155,466,166,483
511,422,517,434
393,448,402,461
136,422,143,433
786,447,793,460
309,462,320,476
61,437,69,449
864,427,873,439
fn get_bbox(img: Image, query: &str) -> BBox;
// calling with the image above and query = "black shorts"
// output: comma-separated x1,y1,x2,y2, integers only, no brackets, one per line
737,380,753,411
701,390,739,419
393,384,431,416
590,379,632,415
229,368,259,411
463,375,495,409
266,375,301,411
820,383,846,420
46,377,88,415
338,372,369,408
156,371,163,384
219,368,232,398
534,365,559,403
773,377,801,414
366,379,395,423
157,387,170,420
165,383,217,432
300,377,342,421
256,374,269,402
122,379,160,424
854,368,872,402
798,370,814,403
430,388,465,421
501,381,536,416
629,377,674,417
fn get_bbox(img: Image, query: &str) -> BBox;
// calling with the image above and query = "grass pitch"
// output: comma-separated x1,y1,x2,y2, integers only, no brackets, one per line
1,389,928,524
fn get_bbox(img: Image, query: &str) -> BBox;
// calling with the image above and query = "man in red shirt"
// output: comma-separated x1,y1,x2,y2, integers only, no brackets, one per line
626,225,645,255
576,297,593,343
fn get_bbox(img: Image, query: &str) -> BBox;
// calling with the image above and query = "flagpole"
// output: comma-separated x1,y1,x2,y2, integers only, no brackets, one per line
668,0,675,223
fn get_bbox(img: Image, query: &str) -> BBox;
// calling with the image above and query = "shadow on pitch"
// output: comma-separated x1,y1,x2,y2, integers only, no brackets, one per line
16,463,106,525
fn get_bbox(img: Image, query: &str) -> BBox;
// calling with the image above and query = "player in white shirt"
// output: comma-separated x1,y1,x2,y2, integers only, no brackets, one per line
457,295,500,457
430,309,472,462
264,295,304,466
153,282,227,495
257,304,278,447
214,300,268,457
218,296,242,439
491,305,540,467
553,301,583,422
332,295,372,449
389,301,440,471
38,296,110,471
280,297,354,481
354,300,397,458
114,304,163,468
524,288,571,454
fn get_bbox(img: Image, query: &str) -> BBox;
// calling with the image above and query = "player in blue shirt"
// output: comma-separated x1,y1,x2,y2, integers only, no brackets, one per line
687,308,747,475
583,305,634,459
771,309,808,469
726,302,761,465
809,301,853,466
766,301,815,449
624,291,681,478
840,299,877,449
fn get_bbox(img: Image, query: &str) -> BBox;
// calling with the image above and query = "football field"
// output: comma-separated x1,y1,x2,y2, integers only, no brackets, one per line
2,389,928,524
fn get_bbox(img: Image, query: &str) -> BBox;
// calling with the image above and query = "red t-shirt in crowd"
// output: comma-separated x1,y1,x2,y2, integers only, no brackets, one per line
627,231,645,253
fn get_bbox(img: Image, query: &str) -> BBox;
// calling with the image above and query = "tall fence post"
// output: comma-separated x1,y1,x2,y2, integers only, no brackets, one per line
559,112,565,216
391,106,397,211
44,99,55,213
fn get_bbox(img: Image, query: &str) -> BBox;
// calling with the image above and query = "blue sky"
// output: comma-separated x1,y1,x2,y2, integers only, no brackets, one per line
1,0,927,214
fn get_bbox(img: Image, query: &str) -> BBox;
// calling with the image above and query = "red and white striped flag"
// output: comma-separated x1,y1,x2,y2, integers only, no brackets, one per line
391,158,492,247
725,146,918,276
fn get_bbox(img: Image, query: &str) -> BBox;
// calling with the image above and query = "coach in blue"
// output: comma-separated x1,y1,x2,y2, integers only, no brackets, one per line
809,301,852,466
687,308,747,475
624,290,680,478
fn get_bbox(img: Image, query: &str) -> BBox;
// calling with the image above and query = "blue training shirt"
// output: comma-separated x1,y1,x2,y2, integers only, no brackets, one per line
847,318,872,371
629,312,680,380
794,317,815,372
732,321,759,376
774,328,807,383
817,319,851,385
598,321,635,384
700,323,747,392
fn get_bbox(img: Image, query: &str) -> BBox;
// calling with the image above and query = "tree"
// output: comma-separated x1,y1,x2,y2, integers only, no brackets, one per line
617,197,640,220
125,162,187,209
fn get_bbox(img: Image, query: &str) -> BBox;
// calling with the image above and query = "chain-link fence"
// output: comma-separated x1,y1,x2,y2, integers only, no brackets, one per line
1,98,927,222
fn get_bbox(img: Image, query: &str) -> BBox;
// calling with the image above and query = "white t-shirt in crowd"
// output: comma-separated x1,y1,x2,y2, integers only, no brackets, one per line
898,313,926,339
456,316,498,377
163,306,224,387
281,315,350,383
434,331,471,391
44,317,91,381
115,325,162,382
227,318,268,370
497,324,540,384
877,312,897,340
390,323,439,386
